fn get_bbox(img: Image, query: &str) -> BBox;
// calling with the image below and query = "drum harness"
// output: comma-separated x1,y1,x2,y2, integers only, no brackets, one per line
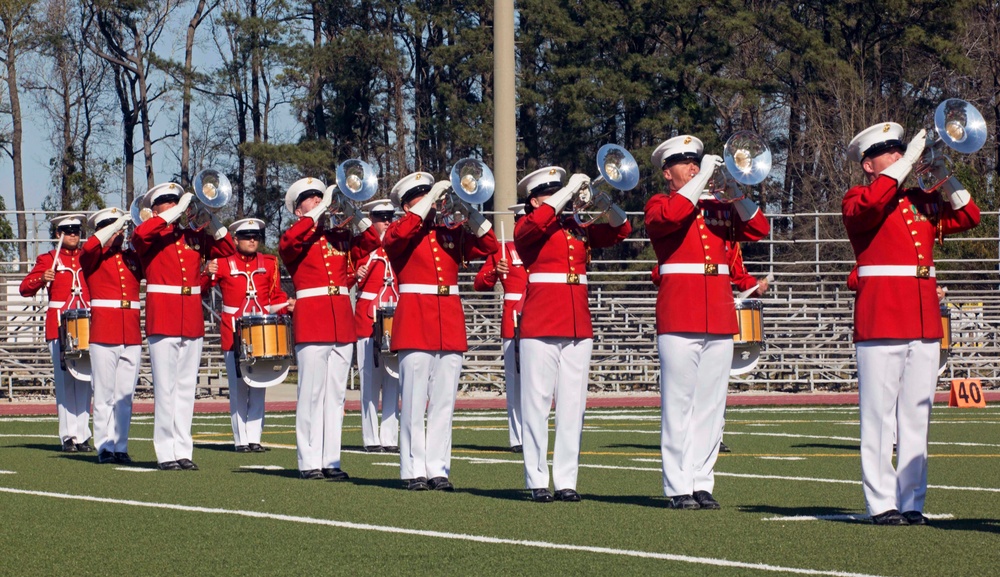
227,255,268,379
53,250,89,371
364,250,398,369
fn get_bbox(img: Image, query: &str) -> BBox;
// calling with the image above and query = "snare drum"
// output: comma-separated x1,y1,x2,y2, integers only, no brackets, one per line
374,304,396,355
236,314,293,361
60,308,91,358
939,305,952,375
734,299,764,347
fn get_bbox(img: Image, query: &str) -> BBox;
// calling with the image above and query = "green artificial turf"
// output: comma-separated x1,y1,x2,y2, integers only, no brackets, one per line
1,404,998,576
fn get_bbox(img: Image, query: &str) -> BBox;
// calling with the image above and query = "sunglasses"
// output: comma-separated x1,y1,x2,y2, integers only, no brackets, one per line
57,226,82,236
236,232,264,241
371,211,395,222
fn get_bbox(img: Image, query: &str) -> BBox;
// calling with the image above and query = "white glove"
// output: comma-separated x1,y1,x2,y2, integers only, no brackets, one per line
342,202,372,234
545,173,589,215
880,129,926,184
463,202,492,238
940,177,972,210
157,192,194,224
409,180,450,221
676,155,722,205
733,198,761,222
207,212,228,240
93,214,130,247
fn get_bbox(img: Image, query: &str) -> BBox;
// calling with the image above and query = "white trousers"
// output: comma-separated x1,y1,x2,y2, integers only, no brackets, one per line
90,343,140,453
398,350,462,480
357,337,400,447
502,338,523,448
519,337,592,491
224,351,265,446
148,335,203,463
295,342,352,471
48,339,92,443
856,339,938,515
657,333,733,497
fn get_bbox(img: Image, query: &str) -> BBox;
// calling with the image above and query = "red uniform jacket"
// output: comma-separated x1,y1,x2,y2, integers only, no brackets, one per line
352,245,399,339
279,218,378,345
20,246,92,341
79,237,144,345
132,217,236,338
383,213,499,351
473,241,528,339
651,240,758,292
842,176,979,342
514,205,631,339
645,194,769,335
211,252,289,351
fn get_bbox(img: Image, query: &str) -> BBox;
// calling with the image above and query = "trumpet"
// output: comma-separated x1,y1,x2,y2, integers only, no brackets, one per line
571,144,639,227
435,158,495,230
326,159,378,228
705,131,771,201
914,99,987,193
186,168,233,230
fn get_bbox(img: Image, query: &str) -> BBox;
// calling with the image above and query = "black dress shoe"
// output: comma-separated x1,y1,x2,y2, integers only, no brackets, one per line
510,445,523,453
693,490,721,510
384,446,399,454
901,511,929,526
62,439,78,453
177,459,199,471
158,461,182,471
364,445,384,453
114,452,132,464
666,495,701,510
300,469,325,480
428,477,454,491
248,443,267,453
75,440,94,452
531,488,554,503
718,442,731,453
322,468,350,481
554,489,582,502
97,451,116,464
235,445,251,453
871,509,909,525
407,477,430,491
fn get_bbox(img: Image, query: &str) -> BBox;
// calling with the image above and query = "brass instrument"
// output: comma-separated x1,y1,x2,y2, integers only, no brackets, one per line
327,159,379,228
914,99,987,193
435,158,495,229
572,144,639,227
706,131,771,201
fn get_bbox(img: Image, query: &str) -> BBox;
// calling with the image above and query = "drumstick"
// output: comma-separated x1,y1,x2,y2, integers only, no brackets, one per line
47,234,65,287
500,221,507,281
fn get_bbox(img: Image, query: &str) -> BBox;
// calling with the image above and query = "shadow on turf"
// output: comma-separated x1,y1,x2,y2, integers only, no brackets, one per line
791,442,861,452
930,518,1000,535
739,504,863,523
604,443,659,451
451,443,519,453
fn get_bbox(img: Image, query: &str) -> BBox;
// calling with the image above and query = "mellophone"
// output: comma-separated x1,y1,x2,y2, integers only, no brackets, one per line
732,299,764,375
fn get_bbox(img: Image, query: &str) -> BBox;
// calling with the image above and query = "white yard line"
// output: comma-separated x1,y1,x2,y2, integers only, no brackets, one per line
0,486,889,577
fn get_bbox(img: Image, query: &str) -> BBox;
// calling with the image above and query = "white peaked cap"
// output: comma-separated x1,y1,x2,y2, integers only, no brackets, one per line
516,167,566,198
146,182,184,206
363,199,395,213
389,172,434,208
284,177,326,214
230,218,265,233
87,207,125,229
651,135,704,169
52,213,87,228
847,122,905,163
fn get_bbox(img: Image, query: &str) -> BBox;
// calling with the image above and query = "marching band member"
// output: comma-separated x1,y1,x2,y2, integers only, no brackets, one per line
514,167,632,502
209,218,290,453
19,214,93,452
352,199,401,454
844,122,979,525
132,183,235,471
279,178,378,481
383,172,499,491
645,136,769,510
473,203,528,453
79,207,143,464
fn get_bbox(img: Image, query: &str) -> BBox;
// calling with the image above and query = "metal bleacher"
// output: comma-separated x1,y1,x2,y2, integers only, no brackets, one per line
3,209,999,399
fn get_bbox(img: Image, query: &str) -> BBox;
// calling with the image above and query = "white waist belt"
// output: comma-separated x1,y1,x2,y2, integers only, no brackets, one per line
296,286,350,298
223,304,285,315
222,305,239,315
504,293,524,301
399,283,459,296
146,284,201,296
91,299,140,309
358,292,378,300
47,301,65,309
857,265,935,278
659,263,730,276
528,273,588,285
